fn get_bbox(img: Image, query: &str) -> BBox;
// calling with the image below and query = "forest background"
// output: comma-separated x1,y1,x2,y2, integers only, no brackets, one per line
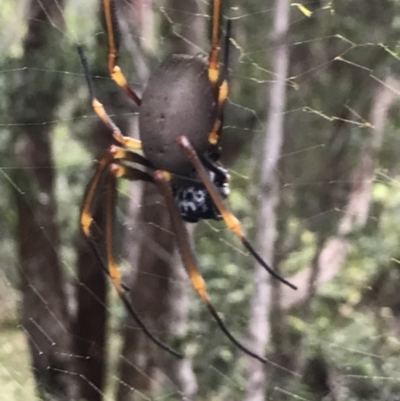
1,0,400,400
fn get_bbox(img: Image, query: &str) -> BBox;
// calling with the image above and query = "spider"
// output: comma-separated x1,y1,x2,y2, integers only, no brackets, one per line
79,0,297,364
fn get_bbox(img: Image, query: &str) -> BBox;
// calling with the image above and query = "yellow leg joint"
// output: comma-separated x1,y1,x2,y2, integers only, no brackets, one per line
208,68,219,86
223,213,244,239
81,213,93,237
218,80,229,106
154,170,172,182
112,66,128,87
208,131,219,145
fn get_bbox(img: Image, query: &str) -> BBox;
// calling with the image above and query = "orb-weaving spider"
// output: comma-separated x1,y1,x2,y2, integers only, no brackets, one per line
79,0,297,364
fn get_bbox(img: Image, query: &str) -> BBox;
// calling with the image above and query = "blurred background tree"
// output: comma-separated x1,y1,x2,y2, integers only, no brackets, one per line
2,0,400,400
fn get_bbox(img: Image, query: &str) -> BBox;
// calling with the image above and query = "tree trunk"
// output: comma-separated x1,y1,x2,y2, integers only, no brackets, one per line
116,1,204,399
73,117,111,400
245,0,290,400
11,0,78,399
279,76,400,310
73,3,140,397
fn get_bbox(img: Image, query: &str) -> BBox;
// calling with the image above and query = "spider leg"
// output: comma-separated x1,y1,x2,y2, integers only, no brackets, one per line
208,0,223,87
103,0,141,105
80,152,183,359
78,45,142,150
208,19,231,148
81,145,151,237
153,170,267,363
104,168,183,358
176,136,298,291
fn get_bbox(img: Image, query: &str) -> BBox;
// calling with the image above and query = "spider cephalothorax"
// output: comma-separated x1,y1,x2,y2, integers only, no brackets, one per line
79,0,296,364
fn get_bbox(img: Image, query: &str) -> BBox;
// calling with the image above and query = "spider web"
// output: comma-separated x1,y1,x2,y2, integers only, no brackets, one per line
2,0,400,400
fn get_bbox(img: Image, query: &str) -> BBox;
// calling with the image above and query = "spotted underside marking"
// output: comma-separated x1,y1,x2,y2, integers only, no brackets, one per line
173,165,230,223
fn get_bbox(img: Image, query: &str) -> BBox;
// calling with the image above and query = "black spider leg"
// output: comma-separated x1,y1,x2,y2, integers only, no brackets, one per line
217,18,232,88
154,170,267,363
209,18,232,161
81,156,183,359
102,0,141,105
177,136,298,291
78,45,142,150
78,43,182,358
200,155,229,184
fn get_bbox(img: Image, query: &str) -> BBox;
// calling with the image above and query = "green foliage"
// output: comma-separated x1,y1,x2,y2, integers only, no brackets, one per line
3,0,400,399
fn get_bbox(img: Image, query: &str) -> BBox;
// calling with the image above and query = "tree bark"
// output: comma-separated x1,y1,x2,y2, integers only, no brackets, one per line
73,5,139,397
116,1,204,399
73,118,110,400
11,0,78,399
245,0,290,400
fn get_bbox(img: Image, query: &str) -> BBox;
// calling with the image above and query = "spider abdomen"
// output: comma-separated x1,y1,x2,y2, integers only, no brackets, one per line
139,54,217,175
